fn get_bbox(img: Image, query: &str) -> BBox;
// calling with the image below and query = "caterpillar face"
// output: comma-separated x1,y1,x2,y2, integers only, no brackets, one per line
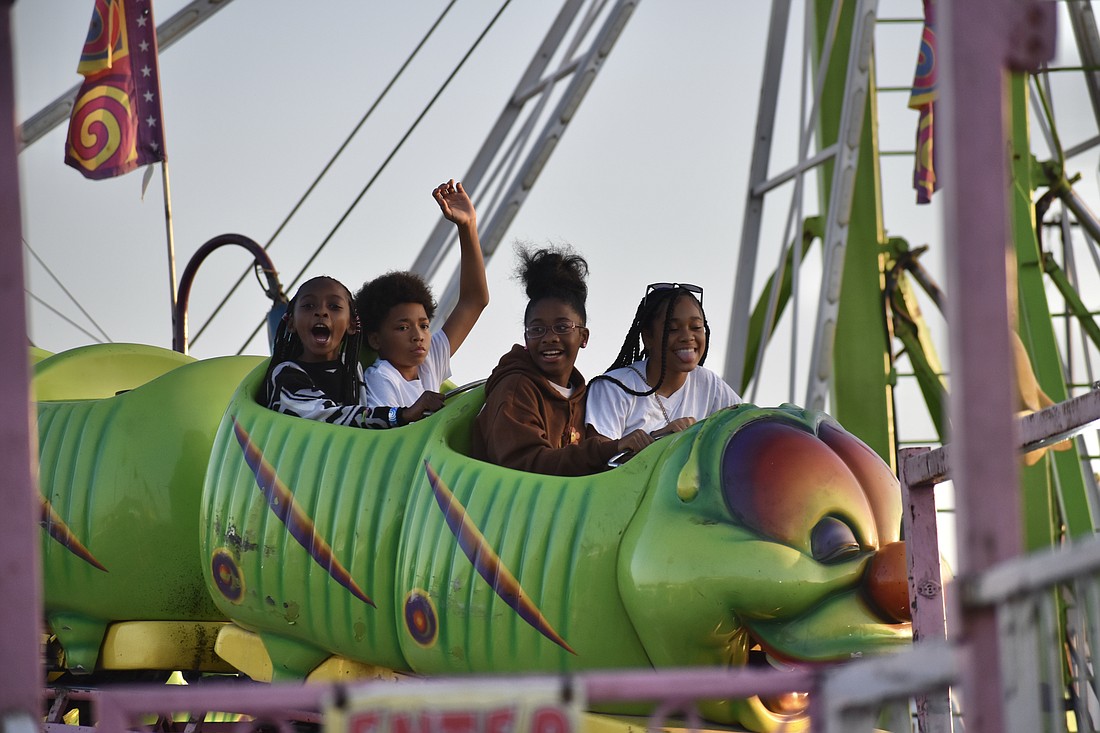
618,405,911,732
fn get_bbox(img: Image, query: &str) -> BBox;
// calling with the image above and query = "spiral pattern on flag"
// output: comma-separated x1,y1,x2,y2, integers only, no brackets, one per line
909,0,937,203
78,0,127,76
908,27,937,109
914,105,935,204
66,78,138,176
65,0,163,179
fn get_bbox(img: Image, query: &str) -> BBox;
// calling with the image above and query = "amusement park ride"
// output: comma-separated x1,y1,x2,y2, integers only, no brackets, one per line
6,0,1100,732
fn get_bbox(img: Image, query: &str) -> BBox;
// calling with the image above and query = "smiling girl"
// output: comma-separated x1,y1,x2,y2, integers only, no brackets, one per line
586,283,741,440
471,246,650,475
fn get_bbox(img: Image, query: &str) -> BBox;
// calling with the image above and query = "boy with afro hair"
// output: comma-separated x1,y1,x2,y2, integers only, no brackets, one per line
356,179,489,426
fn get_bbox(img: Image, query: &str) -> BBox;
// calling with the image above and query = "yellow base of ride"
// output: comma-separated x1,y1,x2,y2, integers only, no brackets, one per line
214,622,407,683
99,621,236,673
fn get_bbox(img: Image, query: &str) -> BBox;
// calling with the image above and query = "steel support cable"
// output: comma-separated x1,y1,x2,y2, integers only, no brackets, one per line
1030,69,1060,161
1049,190,1079,381
25,291,104,343
1033,70,1067,167
1055,182,1100,521
190,0,459,348
235,0,515,355
1059,197,1099,384
23,237,111,342
1033,68,1100,248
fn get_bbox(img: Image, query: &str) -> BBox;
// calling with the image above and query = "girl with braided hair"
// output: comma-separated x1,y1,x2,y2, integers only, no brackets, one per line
586,283,741,440
471,245,651,475
264,276,406,429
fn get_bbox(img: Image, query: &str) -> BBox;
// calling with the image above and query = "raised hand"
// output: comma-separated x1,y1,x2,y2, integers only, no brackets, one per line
432,179,476,228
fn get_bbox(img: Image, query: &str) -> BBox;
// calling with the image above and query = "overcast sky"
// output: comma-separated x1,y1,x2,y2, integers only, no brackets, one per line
10,2,921,385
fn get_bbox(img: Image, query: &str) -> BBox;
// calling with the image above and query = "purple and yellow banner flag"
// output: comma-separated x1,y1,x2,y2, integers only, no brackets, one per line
908,0,937,204
65,0,166,180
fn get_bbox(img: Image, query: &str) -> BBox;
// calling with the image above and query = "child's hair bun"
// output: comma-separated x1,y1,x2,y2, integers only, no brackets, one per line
516,244,589,309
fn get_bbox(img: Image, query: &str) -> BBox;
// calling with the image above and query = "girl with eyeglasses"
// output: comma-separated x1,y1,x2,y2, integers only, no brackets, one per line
586,282,741,441
470,246,651,475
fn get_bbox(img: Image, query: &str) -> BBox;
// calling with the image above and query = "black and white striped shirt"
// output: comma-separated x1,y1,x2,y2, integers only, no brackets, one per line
266,359,390,429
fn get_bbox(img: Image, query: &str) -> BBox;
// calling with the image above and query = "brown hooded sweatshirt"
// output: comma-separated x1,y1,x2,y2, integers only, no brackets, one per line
471,345,619,476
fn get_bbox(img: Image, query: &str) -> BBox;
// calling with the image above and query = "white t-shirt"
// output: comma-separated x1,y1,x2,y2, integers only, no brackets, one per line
364,330,452,409
585,359,741,438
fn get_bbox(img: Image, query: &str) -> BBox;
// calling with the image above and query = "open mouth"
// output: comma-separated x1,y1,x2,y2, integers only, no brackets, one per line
539,349,564,361
725,625,812,719
311,323,332,343
747,643,811,716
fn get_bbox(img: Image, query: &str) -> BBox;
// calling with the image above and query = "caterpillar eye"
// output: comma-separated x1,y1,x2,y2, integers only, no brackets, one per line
811,516,861,564
721,417,879,556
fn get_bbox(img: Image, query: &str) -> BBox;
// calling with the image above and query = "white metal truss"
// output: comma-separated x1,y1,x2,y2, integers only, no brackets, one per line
803,0,878,411
410,0,640,318
721,0,879,412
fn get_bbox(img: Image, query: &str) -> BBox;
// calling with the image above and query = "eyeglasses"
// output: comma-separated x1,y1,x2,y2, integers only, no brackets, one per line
523,321,580,340
645,282,703,305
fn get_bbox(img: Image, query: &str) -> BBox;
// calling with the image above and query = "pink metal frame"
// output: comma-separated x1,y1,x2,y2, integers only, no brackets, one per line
85,669,816,731
940,1,1056,732
899,446,952,732
0,0,45,723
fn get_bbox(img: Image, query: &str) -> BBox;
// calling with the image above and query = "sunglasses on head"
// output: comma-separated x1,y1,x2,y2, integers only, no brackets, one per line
645,282,703,305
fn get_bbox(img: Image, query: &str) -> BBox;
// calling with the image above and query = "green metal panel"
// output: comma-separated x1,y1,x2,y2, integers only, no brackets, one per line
813,0,895,469
1007,73,1094,545
884,238,948,443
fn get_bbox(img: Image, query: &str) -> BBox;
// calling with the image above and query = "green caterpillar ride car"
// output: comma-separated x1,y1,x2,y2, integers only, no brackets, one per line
35,343,911,732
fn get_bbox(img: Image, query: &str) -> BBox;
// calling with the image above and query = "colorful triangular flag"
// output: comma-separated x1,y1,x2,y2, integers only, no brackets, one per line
65,0,166,180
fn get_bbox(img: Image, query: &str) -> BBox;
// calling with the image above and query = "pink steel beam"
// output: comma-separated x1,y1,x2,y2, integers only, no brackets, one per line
939,2,1055,732
0,0,44,723
903,389,1100,488
92,669,815,731
899,447,952,733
